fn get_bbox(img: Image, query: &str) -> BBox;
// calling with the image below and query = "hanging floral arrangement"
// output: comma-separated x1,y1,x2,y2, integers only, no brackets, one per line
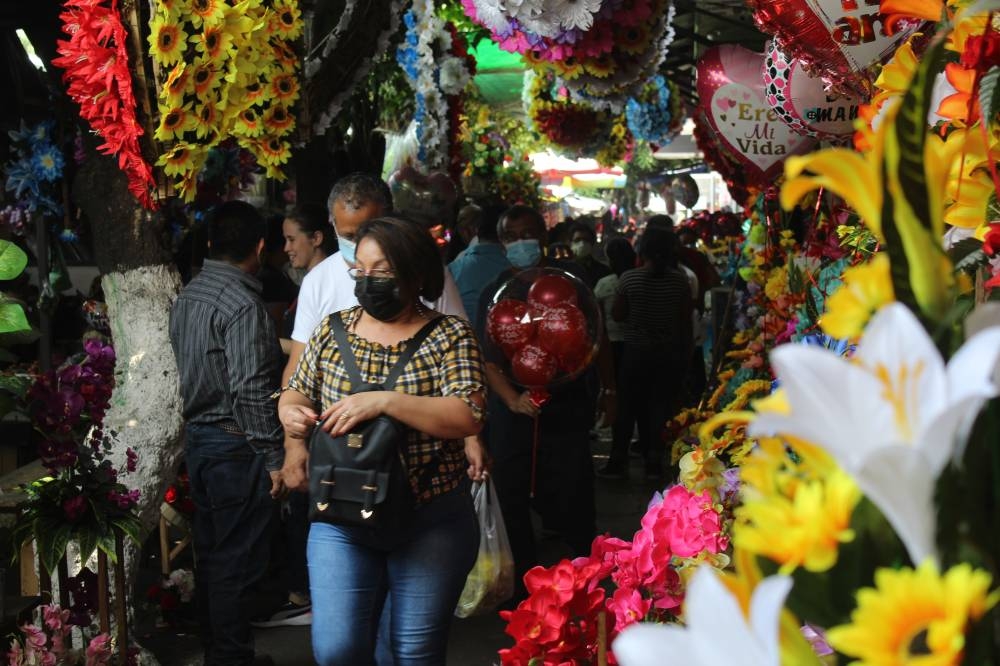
459,105,541,207
52,0,157,209
625,75,684,145
3,121,65,220
528,72,607,148
148,0,303,202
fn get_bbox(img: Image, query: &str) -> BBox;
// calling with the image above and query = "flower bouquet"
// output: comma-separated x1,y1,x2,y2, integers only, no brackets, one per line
6,603,115,666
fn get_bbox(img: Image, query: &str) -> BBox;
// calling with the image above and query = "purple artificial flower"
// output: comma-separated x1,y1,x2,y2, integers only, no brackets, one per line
67,567,99,626
801,624,834,657
720,467,741,506
107,488,140,510
62,495,88,522
83,339,116,375
39,438,78,470
125,447,138,473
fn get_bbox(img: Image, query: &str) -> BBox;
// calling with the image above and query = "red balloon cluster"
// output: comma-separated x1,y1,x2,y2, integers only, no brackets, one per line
486,273,593,388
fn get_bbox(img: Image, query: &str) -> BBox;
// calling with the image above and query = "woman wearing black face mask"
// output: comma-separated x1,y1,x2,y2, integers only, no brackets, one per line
278,215,488,665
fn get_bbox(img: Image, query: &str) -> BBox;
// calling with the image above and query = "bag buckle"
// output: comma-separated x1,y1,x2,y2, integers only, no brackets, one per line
347,433,363,448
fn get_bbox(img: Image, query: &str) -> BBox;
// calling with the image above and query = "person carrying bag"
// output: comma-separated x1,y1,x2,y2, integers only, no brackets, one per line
277,215,488,666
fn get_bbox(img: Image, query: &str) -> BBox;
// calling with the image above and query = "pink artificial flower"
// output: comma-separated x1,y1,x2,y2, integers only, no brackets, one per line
606,588,651,632
7,640,24,666
640,486,728,559
20,623,47,653
86,633,112,666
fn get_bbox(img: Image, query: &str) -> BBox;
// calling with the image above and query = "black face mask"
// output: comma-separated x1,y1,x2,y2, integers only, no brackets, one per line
355,276,406,322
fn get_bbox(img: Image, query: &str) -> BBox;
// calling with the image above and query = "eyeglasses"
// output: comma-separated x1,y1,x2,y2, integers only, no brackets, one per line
347,267,395,281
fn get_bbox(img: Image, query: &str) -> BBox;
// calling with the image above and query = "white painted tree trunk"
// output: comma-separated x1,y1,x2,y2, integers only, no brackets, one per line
102,264,184,538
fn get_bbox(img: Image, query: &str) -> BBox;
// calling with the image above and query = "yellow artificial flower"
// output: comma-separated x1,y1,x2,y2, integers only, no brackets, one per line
827,561,998,666
270,0,303,40
186,0,226,28
820,254,894,340
271,40,300,70
678,448,726,494
764,269,790,303
932,127,998,230
157,142,208,178
583,53,615,79
148,13,188,66
263,104,294,136
193,24,233,63
163,62,193,106
617,23,651,55
871,37,920,110
234,107,263,137
193,102,220,140
243,80,266,106
735,436,860,574
268,72,300,105
154,103,195,142
156,0,180,17
191,59,222,99
253,136,291,166
554,57,584,81
222,0,257,47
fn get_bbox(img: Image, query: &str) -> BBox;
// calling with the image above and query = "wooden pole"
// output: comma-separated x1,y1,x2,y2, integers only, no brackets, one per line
113,532,129,665
159,515,171,577
597,610,608,666
97,550,110,635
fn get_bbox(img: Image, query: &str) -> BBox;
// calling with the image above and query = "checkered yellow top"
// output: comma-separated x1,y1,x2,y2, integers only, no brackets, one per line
288,307,485,503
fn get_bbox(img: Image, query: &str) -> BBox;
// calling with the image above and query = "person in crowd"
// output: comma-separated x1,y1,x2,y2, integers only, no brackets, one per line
476,205,615,599
601,226,692,480
570,221,612,289
277,216,488,665
258,213,300,329
593,237,636,373
250,202,336,630
169,200,286,666
282,173,467,388
448,203,511,330
446,202,480,263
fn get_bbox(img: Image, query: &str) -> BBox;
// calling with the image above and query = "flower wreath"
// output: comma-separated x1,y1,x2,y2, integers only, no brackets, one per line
148,0,303,202
625,75,685,145
52,0,157,209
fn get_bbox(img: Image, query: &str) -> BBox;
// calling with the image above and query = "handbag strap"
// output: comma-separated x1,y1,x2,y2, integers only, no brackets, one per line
329,311,444,391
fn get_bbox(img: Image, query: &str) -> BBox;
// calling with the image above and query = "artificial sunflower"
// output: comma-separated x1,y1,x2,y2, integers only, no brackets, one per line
268,72,300,105
163,62,193,105
221,1,255,48
243,80,266,105
154,103,195,142
187,0,225,28
148,13,188,66
157,142,208,178
553,57,584,81
827,561,998,666
193,102,220,141
584,53,616,78
263,104,294,135
270,0,303,40
270,40,299,70
616,24,650,55
253,136,291,166
191,58,222,99
234,107,263,137
820,254,894,340
193,24,233,63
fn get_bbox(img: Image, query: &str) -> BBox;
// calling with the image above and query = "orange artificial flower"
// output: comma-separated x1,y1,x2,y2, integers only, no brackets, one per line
880,0,943,21
938,63,978,124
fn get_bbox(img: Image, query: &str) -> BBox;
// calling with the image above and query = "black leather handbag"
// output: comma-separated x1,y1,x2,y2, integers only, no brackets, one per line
308,313,442,529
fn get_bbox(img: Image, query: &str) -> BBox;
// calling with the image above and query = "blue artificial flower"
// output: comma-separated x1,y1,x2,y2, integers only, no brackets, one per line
626,75,679,144
28,121,55,149
800,333,854,357
59,227,79,243
32,144,65,182
5,160,41,201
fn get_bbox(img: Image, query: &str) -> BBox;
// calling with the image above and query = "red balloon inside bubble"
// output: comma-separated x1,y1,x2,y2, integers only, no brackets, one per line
537,303,590,368
486,299,536,358
528,274,578,309
511,344,558,388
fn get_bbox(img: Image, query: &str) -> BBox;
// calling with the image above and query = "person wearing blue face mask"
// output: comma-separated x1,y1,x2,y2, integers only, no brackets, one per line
474,205,617,603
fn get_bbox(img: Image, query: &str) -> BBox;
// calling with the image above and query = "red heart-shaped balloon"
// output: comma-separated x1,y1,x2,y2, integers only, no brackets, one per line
748,0,919,96
763,41,864,143
696,45,816,189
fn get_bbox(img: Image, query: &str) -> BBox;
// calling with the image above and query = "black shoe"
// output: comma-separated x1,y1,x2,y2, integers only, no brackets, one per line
597,462,627,479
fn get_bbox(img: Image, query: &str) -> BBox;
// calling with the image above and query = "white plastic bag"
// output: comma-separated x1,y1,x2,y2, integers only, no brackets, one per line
455,478,515,618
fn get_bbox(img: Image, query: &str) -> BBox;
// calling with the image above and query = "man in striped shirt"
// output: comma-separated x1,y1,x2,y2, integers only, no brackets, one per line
169,200,285,666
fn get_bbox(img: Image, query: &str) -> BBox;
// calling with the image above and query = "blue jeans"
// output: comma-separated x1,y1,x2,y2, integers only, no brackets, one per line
186,424,278,666
308,486,478,666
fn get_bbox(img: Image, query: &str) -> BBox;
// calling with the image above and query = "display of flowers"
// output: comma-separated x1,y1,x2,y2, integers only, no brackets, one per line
148,0,302,202
625,75,684,145
397,0,476,170
146,568,196,627
10,338,143,575
52,0,156,209
6,603,113,666
460,104,541,207
3,120,65,219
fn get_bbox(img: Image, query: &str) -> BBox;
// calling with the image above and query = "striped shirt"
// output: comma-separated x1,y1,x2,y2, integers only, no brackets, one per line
616,266,692,348
169,259,284,470
288,307,486,504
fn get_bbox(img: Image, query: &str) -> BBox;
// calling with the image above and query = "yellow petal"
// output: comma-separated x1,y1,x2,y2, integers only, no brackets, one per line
782,150,883,237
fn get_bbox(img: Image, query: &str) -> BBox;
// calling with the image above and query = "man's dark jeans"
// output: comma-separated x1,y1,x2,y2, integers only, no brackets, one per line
186,424,278,666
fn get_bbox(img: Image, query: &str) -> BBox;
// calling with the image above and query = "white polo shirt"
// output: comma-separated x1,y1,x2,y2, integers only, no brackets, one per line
291,251,468,343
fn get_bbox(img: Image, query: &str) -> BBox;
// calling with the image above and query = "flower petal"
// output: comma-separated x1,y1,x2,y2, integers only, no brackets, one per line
613,624,701,666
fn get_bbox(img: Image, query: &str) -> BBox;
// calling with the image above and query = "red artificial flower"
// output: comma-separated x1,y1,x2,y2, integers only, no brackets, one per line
961,31,1000,72
982,222,1000,256
51,0,156,209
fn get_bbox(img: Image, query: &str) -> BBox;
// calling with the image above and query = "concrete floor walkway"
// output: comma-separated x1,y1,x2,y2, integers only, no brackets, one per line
140,433,665,665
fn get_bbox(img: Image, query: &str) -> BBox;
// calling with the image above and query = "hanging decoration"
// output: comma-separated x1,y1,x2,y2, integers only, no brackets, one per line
763,41,864,143
459,105,541,207
52,0,156,209
695,45,816,190
397,0,476,171
747,0,919,96
148,0,303,202
625,75,685,145
4,121,65,218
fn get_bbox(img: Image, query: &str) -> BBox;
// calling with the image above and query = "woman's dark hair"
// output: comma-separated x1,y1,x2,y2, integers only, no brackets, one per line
646,214,675,230
355,215,445,302
286,203,337,255
605,237,637,276
637,226,680,274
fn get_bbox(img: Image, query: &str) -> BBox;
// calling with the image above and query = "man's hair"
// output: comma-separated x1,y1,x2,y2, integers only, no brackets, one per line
327,172,393,214
208,200,266,262
646,214,675,230
477,205,505,241
498,205,545,239
570,221,597,244
605,236,637,276
355,216,445,302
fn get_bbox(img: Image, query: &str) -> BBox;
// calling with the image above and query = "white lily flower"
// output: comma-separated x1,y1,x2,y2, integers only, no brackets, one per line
613,567,791,666
751,303,1000,566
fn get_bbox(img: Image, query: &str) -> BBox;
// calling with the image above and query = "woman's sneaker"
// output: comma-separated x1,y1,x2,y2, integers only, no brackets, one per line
250,601,312,628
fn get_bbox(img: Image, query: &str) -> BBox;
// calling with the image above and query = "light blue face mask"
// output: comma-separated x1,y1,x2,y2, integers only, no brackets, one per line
504,239,541,269
338,236,357,265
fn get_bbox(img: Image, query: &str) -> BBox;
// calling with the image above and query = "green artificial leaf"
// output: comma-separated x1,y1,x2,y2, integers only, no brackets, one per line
0,301,30,334
112,515,142,545
97,527,118,562
0,240,28,280
0,373,32,398
979,66,1000,124
77,527,99,566
36,518,72,575
949,238,990,276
